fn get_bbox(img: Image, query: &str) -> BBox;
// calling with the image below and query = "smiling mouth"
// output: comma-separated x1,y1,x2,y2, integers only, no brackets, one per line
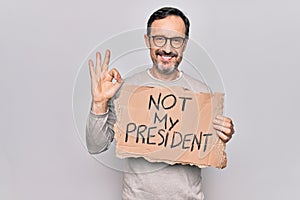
156,51,178,62
160,55,173,61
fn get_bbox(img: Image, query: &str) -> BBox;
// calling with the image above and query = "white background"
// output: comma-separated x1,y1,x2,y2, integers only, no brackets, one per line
1,0,300,199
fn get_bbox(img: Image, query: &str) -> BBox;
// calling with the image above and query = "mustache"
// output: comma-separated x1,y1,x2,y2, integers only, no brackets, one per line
155,50,178,58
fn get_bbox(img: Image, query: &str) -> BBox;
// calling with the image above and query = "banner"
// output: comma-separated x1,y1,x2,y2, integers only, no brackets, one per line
113,84,227,168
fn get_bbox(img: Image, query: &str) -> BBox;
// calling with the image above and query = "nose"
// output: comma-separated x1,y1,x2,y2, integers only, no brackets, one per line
162,38,172,53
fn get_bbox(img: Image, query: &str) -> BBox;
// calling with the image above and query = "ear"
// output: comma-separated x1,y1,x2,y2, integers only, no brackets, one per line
182,38,189,52
144,34,150,49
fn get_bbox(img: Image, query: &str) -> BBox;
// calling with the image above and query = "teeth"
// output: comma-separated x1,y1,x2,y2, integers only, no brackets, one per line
162,56,172,60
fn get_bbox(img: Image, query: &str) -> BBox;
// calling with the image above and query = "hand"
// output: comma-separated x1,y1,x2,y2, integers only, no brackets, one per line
213,115,235,143
88,50,123,114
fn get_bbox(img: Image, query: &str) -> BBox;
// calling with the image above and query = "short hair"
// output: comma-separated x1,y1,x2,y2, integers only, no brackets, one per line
147,7,190,38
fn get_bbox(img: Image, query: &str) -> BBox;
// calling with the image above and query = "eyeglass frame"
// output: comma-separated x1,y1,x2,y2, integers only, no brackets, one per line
148,35,187,49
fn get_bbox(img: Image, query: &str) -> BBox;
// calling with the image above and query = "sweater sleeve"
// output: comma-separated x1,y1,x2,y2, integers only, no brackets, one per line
85,100,116,154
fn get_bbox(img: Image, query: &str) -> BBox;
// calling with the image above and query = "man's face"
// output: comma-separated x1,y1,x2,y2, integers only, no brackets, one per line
145,15,188,75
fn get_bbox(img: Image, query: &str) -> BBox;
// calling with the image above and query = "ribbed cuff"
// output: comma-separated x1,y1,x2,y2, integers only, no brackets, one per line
89,110,109,118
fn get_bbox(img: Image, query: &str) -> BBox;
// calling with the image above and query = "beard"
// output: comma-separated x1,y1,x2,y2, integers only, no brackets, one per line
155,61,179,75
153,50,181,75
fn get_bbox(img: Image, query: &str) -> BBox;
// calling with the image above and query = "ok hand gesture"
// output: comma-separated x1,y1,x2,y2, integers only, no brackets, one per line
88,50,123,114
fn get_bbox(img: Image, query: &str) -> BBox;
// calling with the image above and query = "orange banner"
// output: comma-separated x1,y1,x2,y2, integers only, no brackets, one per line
113,84,227,168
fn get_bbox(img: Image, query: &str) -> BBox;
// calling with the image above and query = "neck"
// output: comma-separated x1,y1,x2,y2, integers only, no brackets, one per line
150,66,180,81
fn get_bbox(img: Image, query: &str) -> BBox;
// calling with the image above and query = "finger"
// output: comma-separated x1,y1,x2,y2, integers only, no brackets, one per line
108,68,122,82
111,79,124,95
95,52,102,75
102,49,111,72
213,124,232,136
216,115,232,123
216,131,231,143
88,59,95,80
213,118,232,128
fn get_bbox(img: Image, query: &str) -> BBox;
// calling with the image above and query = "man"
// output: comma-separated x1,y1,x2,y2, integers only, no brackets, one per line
86,7,235,199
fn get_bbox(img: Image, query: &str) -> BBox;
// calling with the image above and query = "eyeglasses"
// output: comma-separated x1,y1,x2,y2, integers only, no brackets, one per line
149,35,186,49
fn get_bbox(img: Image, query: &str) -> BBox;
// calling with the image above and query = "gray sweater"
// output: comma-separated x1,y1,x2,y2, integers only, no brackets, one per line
86,69,209,200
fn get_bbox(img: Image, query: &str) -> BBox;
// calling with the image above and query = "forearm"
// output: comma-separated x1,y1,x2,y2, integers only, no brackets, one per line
85,110,115,154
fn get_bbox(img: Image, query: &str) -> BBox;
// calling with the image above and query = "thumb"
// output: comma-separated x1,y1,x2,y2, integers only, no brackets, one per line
111,79,124,95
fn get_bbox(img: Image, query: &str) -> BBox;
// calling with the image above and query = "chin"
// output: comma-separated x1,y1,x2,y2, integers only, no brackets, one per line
156,64,177,75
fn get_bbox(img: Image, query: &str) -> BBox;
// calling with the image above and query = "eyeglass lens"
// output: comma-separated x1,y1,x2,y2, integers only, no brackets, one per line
152,36,184,48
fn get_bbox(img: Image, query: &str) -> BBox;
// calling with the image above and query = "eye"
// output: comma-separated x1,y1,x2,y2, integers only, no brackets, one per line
155,36,165,42
172,37,183,44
